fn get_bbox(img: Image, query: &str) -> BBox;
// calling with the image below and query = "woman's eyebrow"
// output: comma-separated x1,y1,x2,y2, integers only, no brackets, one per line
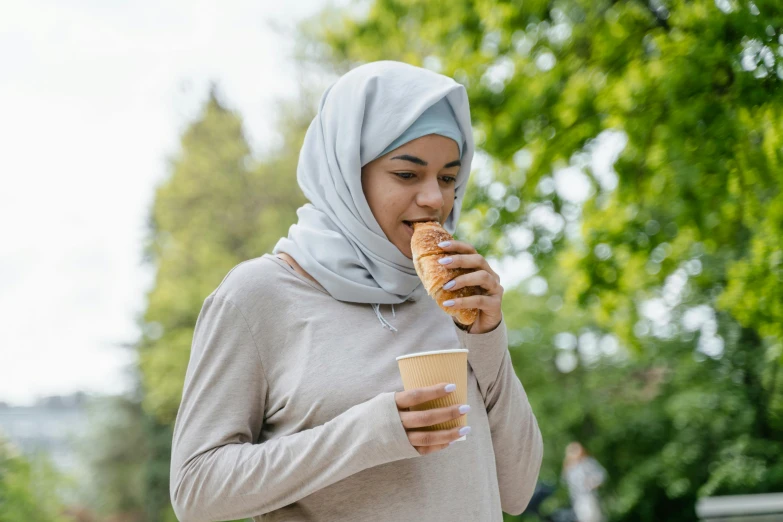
390,154,461,168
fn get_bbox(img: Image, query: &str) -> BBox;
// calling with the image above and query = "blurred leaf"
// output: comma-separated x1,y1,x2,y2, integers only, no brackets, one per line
308,0,783,520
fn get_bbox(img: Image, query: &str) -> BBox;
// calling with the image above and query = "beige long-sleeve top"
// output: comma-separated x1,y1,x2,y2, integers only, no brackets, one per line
170,253,543,522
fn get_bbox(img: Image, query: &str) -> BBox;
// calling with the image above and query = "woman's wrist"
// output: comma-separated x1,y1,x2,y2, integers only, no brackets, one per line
453,320,471,332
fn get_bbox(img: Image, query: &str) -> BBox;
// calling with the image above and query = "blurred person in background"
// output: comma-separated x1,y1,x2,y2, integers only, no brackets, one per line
562,442,607,522
169,60,543,521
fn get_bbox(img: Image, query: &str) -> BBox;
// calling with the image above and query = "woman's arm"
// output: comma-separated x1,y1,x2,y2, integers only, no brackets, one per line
170,295,420,522
454,314,544,516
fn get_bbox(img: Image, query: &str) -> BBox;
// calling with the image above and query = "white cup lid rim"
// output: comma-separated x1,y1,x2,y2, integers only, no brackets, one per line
396,348,469,361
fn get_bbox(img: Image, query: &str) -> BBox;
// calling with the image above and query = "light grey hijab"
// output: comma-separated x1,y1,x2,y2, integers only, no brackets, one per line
272,61,474,331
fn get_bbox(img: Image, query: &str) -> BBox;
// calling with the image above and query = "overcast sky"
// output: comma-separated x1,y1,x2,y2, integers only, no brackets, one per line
0,0,633,406
0,0,349,405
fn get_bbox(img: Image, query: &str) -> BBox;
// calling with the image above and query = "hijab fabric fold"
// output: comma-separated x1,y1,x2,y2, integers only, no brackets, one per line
272,61,474,331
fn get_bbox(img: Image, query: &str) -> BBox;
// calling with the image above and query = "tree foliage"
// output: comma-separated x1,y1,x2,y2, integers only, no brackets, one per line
138,87,312,425
0,436,71,522
305,0,783,519
128,2,783,519
74,395,148,520
134,86,315,520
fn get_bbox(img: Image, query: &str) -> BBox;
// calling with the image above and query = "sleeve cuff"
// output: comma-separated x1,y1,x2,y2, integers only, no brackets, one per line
366,391,421,461
454,314,509,392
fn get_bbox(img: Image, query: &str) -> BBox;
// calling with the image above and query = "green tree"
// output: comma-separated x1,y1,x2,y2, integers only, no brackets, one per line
138,86,312,425
0,436,72,522
73,392,149,522
305,0,783,520
136,85,316,520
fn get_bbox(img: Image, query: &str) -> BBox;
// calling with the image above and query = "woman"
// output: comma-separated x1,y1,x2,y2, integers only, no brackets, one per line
563,442,607,522
169,60,543,522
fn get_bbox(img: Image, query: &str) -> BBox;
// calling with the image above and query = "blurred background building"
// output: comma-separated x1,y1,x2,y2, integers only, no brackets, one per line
0,393,88,474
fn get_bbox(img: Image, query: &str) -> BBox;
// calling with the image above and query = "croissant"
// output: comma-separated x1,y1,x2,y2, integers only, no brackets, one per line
411,221,484,327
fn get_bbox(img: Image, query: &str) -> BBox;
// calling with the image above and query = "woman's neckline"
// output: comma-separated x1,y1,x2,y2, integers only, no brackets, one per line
262,253,420,306
263,253,329,294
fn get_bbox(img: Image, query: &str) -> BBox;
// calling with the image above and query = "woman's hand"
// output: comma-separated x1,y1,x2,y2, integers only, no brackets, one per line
395,383,471,455
436,240,504,334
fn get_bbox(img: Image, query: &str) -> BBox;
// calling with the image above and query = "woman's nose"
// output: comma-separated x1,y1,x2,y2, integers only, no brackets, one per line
416,178,445,209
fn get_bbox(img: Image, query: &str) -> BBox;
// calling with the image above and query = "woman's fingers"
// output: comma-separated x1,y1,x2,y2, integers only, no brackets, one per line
395,383,471,455
436,241,498,273
442,269,500,293
437,253,488,271
399,403,470,429
436,242,501,293
417,443,451,456
408,425,471,449
443,293,501,311
395,382,455,411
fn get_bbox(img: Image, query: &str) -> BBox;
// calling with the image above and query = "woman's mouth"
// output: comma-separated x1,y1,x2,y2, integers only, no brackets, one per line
402,219,438,237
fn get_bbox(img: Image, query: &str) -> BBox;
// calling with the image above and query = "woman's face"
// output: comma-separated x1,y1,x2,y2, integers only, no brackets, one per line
361,134,461,259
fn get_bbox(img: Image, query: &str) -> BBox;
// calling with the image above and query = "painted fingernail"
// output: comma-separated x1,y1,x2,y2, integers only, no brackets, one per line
444,383,457,392
459,404,471,414
438,257,453,265
438,241,451,248
459,426,472,437
443,300,455,307
443,280,456,290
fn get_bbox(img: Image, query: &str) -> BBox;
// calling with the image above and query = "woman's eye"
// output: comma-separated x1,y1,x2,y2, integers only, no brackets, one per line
394,172,456,183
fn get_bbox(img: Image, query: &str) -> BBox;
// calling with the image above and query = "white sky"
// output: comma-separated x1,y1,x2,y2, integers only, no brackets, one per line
0,0,631,406
0,0,349,405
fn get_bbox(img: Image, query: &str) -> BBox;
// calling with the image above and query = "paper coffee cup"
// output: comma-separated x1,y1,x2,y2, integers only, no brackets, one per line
396,348,469,441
